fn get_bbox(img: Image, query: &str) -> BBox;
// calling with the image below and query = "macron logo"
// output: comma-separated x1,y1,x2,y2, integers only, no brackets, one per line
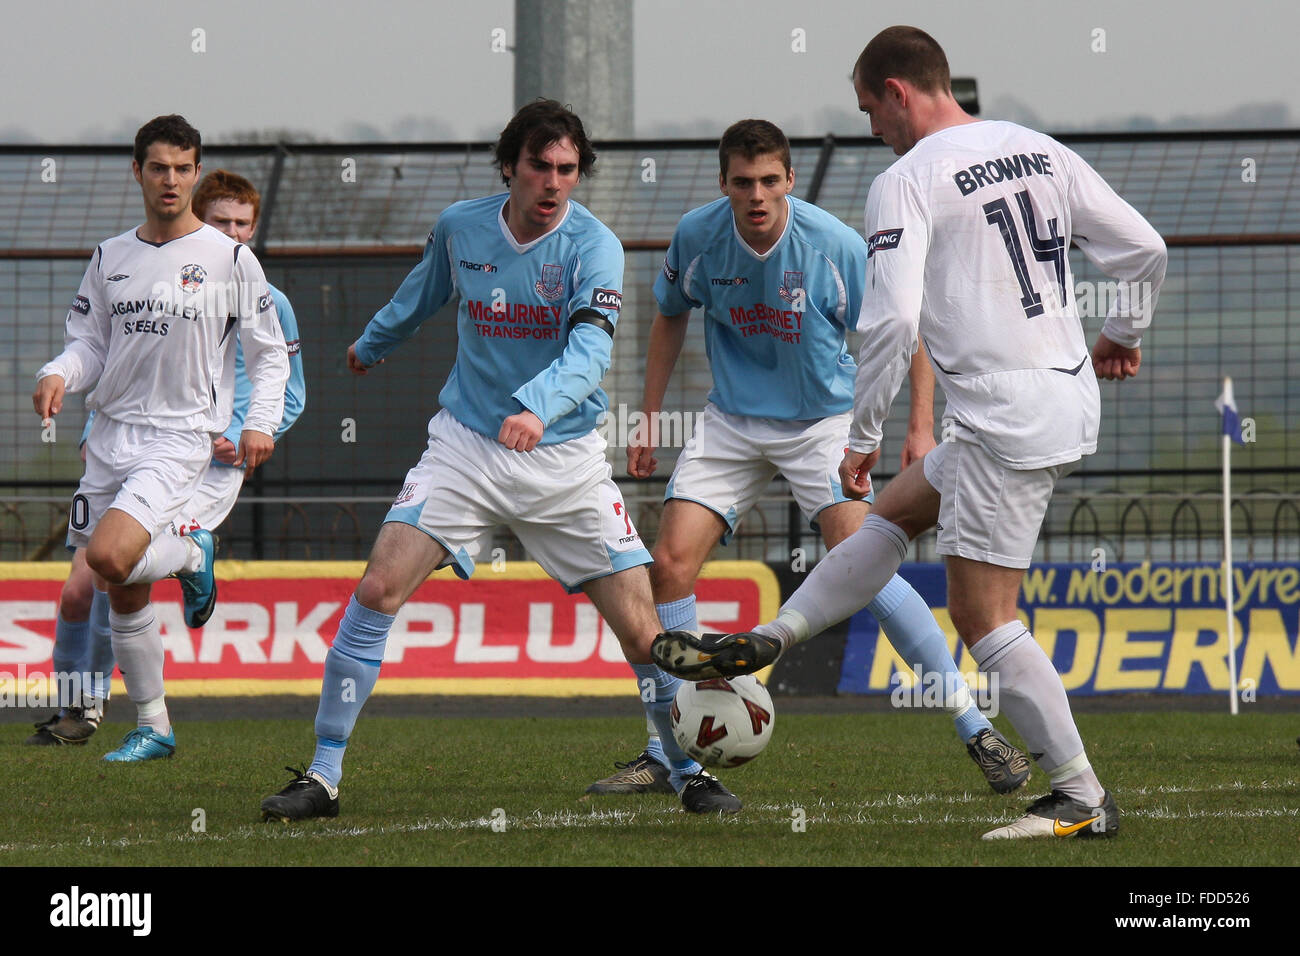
49,885,152,937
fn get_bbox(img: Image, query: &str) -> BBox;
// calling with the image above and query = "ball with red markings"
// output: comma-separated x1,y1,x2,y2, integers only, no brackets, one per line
670,674,775,769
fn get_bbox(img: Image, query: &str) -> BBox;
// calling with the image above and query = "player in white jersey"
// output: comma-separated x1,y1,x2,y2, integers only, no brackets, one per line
25,169,305,749
588,119,1030,798
260,101,741,823
652,27,1166,840
33,115,290,762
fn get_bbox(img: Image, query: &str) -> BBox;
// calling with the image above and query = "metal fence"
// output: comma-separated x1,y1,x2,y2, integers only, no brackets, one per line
4,131,1299,562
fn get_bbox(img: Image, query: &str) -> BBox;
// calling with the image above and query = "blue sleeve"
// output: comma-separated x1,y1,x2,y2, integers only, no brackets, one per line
81,409,95,447
221,340,250,446
512,232,623,426
270,287,306,441
652,223,700,316
354,220,455,366
840,232,869,331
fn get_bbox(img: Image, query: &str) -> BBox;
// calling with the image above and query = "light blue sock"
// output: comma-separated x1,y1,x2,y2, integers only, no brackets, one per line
53,614,89,712
656,595,698,632
649,595,700,763
308,596,393,788
868,574,992,743
86,588,115,703
631,662,700,785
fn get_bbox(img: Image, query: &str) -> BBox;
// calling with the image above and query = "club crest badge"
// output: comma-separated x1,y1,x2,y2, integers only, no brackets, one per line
778,270,803,302
535,263,564,301
179,264,207,293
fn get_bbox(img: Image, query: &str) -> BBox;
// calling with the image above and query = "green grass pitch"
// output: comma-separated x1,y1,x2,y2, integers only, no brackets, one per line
3,711,1297,866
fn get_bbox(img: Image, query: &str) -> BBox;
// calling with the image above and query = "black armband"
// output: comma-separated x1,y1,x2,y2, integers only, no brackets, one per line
569,308,615,338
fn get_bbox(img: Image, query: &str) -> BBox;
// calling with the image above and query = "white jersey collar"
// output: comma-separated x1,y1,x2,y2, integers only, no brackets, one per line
497,196,572,253
731,196,794,262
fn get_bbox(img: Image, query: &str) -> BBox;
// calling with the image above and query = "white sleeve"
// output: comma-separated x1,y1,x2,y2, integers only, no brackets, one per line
37,252,109,392
849,172,928,453
1063,146,1167,348
234,248,289,436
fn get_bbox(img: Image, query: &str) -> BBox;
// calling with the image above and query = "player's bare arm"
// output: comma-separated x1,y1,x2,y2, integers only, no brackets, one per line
1090,333,1142,381
33,374,66,420
499,409,545,452
901,340,937,468
628,310,690,478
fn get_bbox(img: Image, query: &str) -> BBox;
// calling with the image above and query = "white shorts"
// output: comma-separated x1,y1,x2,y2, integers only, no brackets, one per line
172,464,245,535
69,416,213,549
386,409,653,592
665,404,868,544
922,436,1075,569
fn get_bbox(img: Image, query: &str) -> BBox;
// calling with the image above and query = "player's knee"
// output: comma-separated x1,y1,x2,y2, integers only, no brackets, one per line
354,571,403,617
84,543,131,585
648,546,699,600
949,603,1002,646
58,574,95,620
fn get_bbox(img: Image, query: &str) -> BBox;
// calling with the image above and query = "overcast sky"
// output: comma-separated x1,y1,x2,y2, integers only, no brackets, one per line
2,0,1296,143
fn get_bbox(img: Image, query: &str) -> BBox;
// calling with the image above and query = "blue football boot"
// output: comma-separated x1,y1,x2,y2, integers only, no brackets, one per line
177,529,217,628
103,727,176,762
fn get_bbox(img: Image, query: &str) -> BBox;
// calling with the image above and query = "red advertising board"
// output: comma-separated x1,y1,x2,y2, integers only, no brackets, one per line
0,561,779,696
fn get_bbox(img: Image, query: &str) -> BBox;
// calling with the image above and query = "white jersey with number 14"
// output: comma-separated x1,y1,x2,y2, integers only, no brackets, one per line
851,120,1166,469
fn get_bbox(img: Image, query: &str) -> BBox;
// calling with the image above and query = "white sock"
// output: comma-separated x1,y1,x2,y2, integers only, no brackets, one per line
755,513,909,647
969,621,1104,805
121,535,198,585
109,605,167,721
136,694,171,736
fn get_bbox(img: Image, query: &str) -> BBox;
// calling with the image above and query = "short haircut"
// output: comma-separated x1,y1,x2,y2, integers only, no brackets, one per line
133,114,202,167
192,169,261,224
853,26,951,96
494,99,596,185
718,119,792,178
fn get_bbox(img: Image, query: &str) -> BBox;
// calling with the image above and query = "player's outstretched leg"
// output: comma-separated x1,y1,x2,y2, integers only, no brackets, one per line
654,513,912,680
587,594,698,796
867,575,1029,794
261,595,389,821
584,571,741,814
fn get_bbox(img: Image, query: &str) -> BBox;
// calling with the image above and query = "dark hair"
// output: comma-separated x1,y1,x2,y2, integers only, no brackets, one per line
853,26,951,96
192,169,261,224
133,114,202,167
718,119,791,178
493,99,596,184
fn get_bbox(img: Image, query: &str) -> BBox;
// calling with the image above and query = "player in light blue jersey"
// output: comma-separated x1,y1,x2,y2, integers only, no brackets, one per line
27,170,305,749
261,101,741,822
593,120,1030,796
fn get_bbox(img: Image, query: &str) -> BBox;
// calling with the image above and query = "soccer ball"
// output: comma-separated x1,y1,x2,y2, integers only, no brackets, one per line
670,675,775,769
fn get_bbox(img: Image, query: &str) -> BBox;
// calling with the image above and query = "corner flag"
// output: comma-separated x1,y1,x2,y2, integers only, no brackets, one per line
1215,378,1245,445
